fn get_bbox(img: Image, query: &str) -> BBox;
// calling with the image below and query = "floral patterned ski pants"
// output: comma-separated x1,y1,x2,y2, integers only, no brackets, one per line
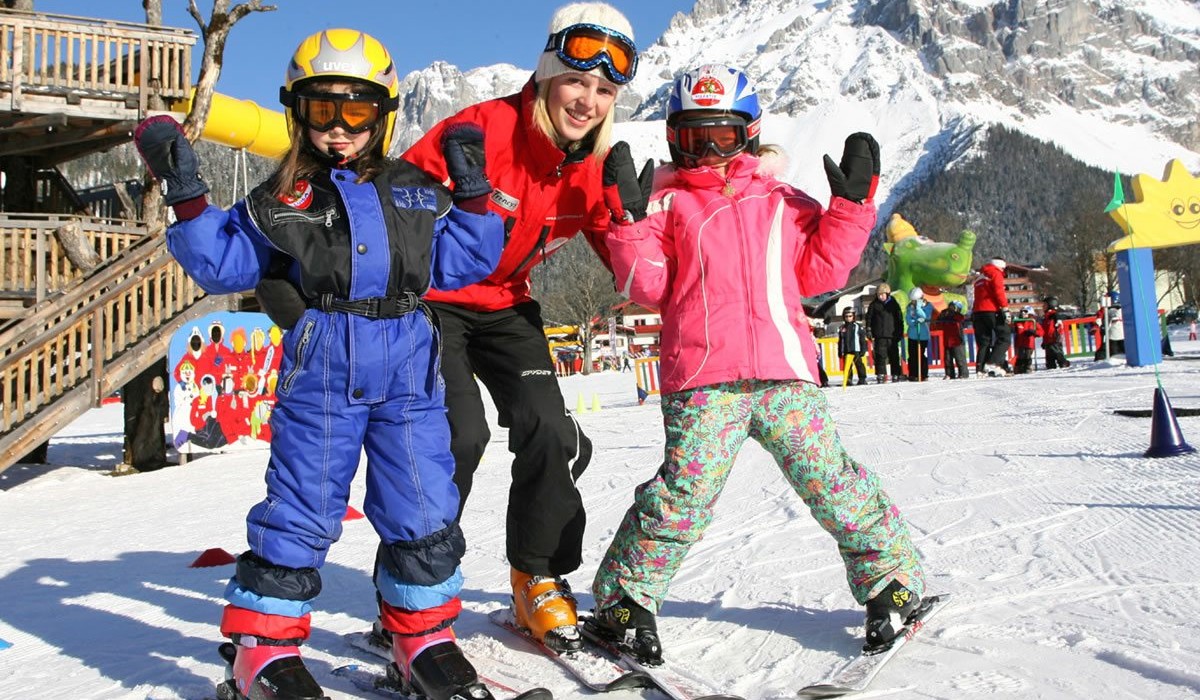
592,379,925,613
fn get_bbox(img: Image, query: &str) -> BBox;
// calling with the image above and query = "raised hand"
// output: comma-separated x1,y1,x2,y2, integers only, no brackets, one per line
441,122,492,201
133,115,209,205
823,132,880,204
603,141,654,223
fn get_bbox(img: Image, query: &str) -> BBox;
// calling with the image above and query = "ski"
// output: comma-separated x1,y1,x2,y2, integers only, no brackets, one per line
797,593,951,698
577,618,744,700
487,608,654,692
330,659,552,700
340,627,554,700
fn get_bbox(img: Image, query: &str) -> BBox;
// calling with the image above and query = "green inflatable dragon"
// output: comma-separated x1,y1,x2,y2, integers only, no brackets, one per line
883,213,976,314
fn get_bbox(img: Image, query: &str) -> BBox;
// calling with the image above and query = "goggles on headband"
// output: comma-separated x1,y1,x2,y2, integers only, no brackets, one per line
292,91,386,134
544,23,638,85
669,115,751,160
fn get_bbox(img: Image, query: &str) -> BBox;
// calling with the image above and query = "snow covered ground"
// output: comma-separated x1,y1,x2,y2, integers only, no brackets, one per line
2,330,1199,699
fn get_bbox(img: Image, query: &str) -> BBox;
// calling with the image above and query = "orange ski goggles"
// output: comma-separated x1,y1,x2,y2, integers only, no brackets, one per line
544,23,638,84
293,92,386,134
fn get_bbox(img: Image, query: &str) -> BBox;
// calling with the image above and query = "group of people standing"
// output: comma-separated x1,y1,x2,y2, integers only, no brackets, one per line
135,4,927,700
834,257,1075,385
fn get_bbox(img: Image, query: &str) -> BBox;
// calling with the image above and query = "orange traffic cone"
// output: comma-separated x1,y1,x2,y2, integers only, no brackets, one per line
1145,387,1196,458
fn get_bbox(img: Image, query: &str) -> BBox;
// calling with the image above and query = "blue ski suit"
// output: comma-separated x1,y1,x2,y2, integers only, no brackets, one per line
166,161,502,642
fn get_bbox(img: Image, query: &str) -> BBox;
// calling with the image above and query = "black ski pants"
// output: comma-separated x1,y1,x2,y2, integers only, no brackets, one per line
972,312,1011,372
871,336,903,379
430,300,591,577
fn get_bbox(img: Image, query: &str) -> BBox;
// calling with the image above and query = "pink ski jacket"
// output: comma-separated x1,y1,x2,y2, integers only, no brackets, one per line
607,153,875,395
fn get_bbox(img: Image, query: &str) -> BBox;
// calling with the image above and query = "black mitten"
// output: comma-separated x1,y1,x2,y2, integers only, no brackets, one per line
823,132,880,204
133,115,209,205
603,141,654,222
441,122,492,201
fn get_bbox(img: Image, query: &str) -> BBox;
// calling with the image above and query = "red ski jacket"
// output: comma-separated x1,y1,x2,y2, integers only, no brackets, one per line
1013,317,1043,350
403,80,612,312
1040,310,1064,344
972,262,1008,313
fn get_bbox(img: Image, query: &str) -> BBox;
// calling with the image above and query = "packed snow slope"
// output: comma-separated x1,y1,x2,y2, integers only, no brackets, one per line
1,333,1199,699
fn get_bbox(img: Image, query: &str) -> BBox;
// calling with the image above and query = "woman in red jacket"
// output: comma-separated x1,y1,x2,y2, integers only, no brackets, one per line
399,2,640,653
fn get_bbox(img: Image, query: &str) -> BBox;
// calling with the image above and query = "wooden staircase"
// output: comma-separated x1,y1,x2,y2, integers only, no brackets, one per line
0,214,233,473
0,10,226,474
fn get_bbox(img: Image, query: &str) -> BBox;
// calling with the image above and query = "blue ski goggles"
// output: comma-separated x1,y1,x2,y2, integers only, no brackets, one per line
544,23,638,85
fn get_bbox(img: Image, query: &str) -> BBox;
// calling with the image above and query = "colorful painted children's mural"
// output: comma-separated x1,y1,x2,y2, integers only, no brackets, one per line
167,311,282,453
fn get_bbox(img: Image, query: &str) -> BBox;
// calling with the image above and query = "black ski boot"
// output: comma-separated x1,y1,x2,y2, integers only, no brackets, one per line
393,641,493,700
864,580,922,651
589,596,663,666
216,640,327,700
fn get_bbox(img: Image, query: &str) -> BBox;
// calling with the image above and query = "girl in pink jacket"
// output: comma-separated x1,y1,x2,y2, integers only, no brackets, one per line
588,65,926,663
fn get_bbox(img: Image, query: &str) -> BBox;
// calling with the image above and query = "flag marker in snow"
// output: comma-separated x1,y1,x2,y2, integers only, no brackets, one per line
190,548,236,568
1145,387,1196,458
344,506,364,521
0,638,11,650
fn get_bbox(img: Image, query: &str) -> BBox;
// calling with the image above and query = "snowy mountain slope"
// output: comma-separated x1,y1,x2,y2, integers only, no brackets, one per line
387,0,1199,212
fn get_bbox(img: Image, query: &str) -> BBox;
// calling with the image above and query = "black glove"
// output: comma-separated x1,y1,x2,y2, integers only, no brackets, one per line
255,277,307,330
133,115,209,205
441,122,492,201
603,141,654,223
823,132,880,204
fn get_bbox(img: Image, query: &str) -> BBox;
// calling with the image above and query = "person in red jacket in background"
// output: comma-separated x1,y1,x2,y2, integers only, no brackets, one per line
971,258,1011,376
1012,305,1043,374
398,2,643,653
1040,296,1071,369
932,301,968,379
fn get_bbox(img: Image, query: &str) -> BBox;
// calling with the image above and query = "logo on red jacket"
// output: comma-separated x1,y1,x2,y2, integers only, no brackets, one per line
691,76,725,107
278,179,313,210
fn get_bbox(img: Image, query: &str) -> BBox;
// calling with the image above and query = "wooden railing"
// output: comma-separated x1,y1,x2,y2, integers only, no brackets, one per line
1,213,148,302
0,9,194,114
0,225,232,472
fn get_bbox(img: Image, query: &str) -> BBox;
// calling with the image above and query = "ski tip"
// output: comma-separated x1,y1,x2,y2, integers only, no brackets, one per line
601,670,656,691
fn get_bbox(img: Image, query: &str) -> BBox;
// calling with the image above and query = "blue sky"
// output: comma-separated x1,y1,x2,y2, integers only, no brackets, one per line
36,1,692,107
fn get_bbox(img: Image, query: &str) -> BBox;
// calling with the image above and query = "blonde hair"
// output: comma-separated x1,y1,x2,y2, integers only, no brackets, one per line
531,78,613,159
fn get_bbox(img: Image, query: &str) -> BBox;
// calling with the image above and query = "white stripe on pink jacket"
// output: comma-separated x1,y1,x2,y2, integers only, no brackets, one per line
607,152,876,395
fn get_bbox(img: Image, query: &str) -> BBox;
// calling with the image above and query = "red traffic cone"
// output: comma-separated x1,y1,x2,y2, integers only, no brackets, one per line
1145,387,1196,458
190,548,236,568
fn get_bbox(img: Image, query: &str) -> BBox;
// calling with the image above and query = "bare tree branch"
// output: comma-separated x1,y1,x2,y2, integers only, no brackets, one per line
182,1,277,142
533,238,623,374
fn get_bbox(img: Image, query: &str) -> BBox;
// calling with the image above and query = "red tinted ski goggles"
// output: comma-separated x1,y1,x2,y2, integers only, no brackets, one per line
291,92,390,133
669,116,756,159
544,23,638,84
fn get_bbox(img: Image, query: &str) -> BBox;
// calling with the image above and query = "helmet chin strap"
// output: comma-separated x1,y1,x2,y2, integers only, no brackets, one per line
301,139,362,168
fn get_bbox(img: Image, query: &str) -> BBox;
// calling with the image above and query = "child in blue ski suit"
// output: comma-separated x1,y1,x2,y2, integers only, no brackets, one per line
135,29,502,700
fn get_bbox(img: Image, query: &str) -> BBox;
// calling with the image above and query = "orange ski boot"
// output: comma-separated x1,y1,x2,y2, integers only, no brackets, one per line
510,568,582,653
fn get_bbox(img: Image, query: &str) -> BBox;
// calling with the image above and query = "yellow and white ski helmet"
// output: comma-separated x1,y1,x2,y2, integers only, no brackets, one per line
279,29,400,156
